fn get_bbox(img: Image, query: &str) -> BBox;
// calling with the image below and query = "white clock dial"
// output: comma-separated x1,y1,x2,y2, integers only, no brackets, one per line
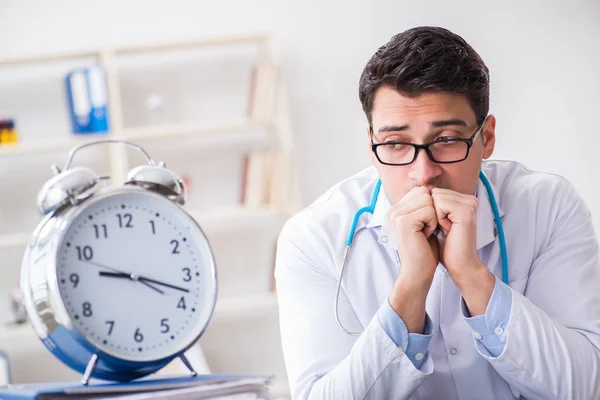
55,189,215,362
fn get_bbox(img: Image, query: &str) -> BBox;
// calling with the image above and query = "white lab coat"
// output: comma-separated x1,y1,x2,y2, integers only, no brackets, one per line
275,160,600,400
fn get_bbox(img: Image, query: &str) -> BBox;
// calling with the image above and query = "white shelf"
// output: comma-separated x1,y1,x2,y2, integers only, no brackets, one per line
0,136,94,157
114,33,270,56
0,32,269,67
122,120,275,152
0,50,101,67
0,206,288,248
0,120,275,158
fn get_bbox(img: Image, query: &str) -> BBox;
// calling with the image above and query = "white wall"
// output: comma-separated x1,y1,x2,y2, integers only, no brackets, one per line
1,0,599,225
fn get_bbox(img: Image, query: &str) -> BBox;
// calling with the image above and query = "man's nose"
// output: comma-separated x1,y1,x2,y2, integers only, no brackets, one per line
408,148,442,185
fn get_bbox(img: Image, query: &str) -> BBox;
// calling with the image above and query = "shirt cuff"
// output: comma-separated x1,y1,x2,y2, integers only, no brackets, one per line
377,299,433,369
462,276,512,357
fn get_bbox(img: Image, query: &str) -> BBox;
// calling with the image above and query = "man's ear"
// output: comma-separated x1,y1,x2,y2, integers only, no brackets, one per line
482,115,496,160
367,126,378,164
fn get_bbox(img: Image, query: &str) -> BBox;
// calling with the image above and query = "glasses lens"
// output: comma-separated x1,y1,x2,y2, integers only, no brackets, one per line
429,140,469,162
375,143,416,165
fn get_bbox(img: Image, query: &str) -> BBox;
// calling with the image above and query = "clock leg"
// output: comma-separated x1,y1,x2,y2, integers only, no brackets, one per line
179,354,197,377
81,353,99,385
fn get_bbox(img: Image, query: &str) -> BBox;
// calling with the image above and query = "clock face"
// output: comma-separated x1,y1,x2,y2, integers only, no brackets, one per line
55,189,216,362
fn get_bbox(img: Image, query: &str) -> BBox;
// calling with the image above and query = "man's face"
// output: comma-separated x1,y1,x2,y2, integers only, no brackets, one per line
368,87,496,204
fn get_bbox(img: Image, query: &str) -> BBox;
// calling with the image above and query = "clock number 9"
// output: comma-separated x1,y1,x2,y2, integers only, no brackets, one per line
69,273,79,288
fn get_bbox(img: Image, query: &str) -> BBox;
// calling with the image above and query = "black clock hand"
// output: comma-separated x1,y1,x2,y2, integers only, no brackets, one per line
85,260,165,295
97,271,165,294
98,271,189,293
136,276,190,293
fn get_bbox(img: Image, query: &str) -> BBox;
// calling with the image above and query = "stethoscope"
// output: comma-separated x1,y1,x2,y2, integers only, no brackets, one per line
334,170,508,335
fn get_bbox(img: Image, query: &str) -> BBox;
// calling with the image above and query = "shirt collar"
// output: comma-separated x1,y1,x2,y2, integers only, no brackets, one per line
366,177,505,251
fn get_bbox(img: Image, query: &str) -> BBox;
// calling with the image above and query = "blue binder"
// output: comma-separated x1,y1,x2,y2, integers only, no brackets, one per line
65,66,110,135
0,374,272,399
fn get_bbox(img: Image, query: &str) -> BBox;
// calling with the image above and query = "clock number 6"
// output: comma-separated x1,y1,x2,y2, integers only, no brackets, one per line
134,328,144,343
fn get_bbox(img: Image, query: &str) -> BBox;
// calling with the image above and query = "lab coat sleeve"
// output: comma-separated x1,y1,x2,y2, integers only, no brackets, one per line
275,218,433,400
476,179,600,399
462,277,512,357
378,299,433,369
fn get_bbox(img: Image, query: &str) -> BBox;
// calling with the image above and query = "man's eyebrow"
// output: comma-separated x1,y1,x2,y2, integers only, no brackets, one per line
376,119,469,133
377,124,409,133
430,119,469,128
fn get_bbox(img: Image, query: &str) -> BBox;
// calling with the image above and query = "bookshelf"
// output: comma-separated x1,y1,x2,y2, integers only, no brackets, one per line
0,32,295,397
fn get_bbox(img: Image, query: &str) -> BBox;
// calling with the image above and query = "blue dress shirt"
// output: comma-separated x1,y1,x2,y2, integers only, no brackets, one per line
377,275,512,368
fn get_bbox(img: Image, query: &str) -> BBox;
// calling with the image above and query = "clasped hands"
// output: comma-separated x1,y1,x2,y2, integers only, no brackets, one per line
388,186,495,331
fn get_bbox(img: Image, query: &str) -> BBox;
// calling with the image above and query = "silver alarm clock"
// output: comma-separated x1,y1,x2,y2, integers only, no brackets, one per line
20,140,217,384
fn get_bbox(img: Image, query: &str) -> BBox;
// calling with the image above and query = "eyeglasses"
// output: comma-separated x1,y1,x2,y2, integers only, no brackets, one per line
370,119,486,166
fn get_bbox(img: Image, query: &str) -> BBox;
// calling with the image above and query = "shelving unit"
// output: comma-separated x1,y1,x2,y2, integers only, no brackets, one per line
0,32,295,397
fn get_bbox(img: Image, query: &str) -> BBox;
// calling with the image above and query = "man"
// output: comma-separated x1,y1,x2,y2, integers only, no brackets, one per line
274,26,600,399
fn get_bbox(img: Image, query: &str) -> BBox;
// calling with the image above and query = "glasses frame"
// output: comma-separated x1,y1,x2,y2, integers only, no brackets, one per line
370,117,487,166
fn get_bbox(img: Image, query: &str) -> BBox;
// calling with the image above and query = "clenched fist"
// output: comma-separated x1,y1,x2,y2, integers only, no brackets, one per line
387,186,440,333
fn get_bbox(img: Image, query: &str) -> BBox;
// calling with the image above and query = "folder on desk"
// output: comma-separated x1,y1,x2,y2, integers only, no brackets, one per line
0,374,272,399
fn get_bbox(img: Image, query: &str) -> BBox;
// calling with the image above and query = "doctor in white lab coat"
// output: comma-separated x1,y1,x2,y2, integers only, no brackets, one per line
275,26,600,399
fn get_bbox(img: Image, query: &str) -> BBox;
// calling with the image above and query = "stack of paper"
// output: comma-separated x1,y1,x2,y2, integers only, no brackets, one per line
0,374,273,399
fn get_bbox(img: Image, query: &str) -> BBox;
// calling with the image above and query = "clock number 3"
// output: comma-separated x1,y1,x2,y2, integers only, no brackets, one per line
182,268,191,282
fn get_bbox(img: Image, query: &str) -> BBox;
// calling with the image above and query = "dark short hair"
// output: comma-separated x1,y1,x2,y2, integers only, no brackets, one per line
359,26,490,126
